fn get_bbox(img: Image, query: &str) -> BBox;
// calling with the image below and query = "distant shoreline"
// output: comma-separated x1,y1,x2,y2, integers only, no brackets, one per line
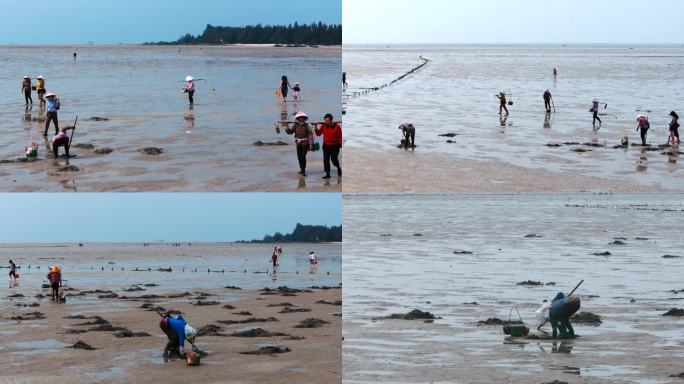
0,44,341,48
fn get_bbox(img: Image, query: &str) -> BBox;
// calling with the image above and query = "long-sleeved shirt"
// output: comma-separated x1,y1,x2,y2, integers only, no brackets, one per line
167,315,188,346
185,80,195,92
22,79,31,92
315,123,342,146
285,123,313,145
53,131,69,142
47,271,61,284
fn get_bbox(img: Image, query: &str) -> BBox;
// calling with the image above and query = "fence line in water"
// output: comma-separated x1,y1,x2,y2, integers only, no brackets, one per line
344,56,430,99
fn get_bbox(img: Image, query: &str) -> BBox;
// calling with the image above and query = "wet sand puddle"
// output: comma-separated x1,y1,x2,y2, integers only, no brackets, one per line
0,242,341,383
0,45,341,191
343,45,684,190
343,193,684,383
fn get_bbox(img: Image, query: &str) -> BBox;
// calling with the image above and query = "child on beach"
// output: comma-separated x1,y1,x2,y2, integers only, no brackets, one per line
22,75,33,105
293,81,301,100
636,115,650,145
47,266,62,301
669,111,680,145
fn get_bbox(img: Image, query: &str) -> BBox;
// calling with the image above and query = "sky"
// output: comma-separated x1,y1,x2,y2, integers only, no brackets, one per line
344,0,684,44
0,0,341,45
0,193,341,243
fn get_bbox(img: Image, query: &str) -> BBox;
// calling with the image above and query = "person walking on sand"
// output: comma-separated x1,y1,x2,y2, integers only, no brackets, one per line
9,260,18,287
590,99,606,126
183,76,195,105
52,128,70,158
342,72,347,89
285,111,314,176
271,250,279,268
21,75,33,105
43,93,60,136
47,266,61,301
543,90,552,112
636,115,650,146
35,75,46,108
553,68,558,79
669,111,680,145
496,92,509,114
280,75,291,101
314,113,342,179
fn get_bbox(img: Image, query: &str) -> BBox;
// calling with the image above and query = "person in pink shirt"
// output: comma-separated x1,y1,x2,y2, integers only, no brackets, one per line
52,128,70,157
636,115,650,145
183,76,195,105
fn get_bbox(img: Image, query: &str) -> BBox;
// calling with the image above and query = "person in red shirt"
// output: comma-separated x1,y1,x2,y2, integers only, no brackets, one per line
314,113,342,179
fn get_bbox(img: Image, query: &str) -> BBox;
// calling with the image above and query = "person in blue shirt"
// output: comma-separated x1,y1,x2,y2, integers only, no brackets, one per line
43,93,61,136
159,313,197,358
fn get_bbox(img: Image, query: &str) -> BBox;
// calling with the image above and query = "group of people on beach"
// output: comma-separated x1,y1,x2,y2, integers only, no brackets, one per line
279,75,302,101
282,111,342,178
20,74,72,158
270,247,319,270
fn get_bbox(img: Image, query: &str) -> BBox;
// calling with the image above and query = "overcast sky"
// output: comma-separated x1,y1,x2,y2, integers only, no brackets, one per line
0,0,341,44
344,0,684,44
0,193,341,242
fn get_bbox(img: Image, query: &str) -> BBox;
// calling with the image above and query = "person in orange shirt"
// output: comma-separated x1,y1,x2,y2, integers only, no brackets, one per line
314,113,342,179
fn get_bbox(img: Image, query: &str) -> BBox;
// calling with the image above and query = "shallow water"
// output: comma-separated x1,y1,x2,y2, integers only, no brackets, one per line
0,45,341,191
1,242,341,294
343,193,684,383
343,45,684,190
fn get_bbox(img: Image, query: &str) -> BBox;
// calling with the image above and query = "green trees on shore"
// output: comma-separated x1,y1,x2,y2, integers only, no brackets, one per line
146,22,341,45
240,223,342,243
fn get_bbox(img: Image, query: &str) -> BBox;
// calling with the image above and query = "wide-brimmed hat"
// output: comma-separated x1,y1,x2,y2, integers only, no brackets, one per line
23,74,30,79
636,115,646,120
185,76,194,81
295,81,300,85
670,111,679,118
294,111,309,120
46,92,56,98
37,75,44,80
500,92,505,95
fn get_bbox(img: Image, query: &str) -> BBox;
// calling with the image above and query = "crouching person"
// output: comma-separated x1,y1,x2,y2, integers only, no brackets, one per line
160,313,197,359
52,128,70,158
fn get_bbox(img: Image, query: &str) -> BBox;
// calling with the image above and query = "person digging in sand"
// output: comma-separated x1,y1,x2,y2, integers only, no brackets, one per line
52,128,70,157
160,313,197,359
47,266,62,301
549,292,579,339
399,123,415,148
636,115,650,145
669,111,680,145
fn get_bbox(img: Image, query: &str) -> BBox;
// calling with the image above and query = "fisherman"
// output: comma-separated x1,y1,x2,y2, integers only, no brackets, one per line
271,251,279,268
293,81,301,100
9,260,17,287
52,128,70,157
342,72,347,89
22,75,33,105
160,313,197,359
314,113,342,178
399,123,415,148
308,251,318,265
496,92,509,114
590,99,606,126
280,75,291,100
543,90,552,112
43,93,60,136
549,292,578,339
183,76,195,105
35,75,46,108
669,111,680,145
46,266,62,301
636,115,650,145
284,111,314,176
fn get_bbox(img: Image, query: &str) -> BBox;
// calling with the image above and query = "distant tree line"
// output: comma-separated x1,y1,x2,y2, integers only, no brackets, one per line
238,223,342,243
145,22,341,45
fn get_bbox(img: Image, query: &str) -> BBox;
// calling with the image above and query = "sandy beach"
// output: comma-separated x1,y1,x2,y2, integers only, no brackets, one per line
0,243,341,383
0,45,341,192
343,193,684,383
343,45,684,193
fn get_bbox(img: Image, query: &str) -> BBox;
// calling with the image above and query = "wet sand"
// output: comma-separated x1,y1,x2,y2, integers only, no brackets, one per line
0,243,341,383
345,148,668,192
343,193,684,383
0,45,341,191
343,45,684,192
